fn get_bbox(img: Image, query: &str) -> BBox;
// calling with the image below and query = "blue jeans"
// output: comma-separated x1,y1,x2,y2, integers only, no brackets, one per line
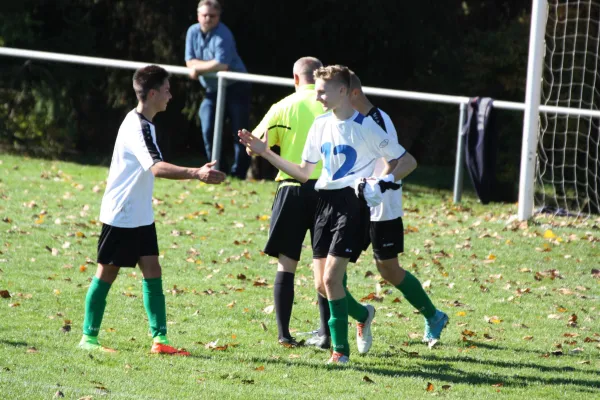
199,82,251,179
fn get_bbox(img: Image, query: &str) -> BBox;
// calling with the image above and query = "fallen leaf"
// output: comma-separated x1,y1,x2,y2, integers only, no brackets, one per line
462,329,476,337
79,265,87,272
364,271,375,278
578,360,591,365
288,354,300,359
422,280,431,289
592,269,600,279
568,314,578,327
9,302,20,307
392,297,401,303
54,390,65,398
569,348,584,354
27,347,38,353
548,314,562,319
363,375,375,384
456,311,467,317
263,305,274,314
491,383,503,387
241,379,254,384
426,382,434,392
523,335,534,340
0,290,10,298
399,348,419,357
255,365,265,371
442,385,451,390
484,315,502,324
61,324,71,333
227,301,236,309
563,333,579,338
551,350,563,356
543,229,557,239
260,322,267,331
360,292,384,302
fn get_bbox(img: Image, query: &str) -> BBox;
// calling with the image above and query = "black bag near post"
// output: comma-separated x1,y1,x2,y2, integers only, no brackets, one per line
463,97,498,204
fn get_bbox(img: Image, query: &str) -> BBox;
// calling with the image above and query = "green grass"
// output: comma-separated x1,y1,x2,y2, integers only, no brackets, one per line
0,154,598,399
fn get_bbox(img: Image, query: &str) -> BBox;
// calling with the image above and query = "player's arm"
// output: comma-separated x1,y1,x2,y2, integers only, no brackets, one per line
238,129,315,182
151,160,226,184
387,152,417,181
368,119,417,182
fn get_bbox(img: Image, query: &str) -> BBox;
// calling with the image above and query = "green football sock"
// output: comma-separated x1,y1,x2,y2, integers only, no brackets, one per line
82,276,112,337
343,273,368,323
142,277,167,338
395,271,436,318
328,297,349,357
153,335,169,344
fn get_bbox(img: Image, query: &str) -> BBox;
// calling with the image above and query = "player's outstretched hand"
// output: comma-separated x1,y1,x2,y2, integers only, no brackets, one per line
238,129,267,156
195,160,226,184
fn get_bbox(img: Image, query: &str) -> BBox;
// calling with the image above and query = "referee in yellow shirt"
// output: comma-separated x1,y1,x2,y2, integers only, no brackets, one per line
250,57,326,347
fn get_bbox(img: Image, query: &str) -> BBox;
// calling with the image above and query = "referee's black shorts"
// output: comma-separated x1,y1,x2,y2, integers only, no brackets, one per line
97,223,159,268
312,187,370,263
370,217,404,261
263,179,318,261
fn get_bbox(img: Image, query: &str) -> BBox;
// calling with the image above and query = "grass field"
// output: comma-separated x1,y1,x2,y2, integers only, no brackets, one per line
0,154,599,399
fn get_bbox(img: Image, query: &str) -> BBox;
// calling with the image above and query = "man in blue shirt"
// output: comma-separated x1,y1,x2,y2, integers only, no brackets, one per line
185,0,251,179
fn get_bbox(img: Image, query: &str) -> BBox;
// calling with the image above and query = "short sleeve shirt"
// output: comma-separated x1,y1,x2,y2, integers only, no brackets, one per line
302,111,406,190
252,85,325,181
99,110,163,228
368,107,405,221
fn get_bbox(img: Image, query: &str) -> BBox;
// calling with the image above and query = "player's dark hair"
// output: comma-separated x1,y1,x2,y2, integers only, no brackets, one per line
132,65,169,102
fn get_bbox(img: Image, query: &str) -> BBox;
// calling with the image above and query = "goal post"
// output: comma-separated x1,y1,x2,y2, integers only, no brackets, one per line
518,0,549,221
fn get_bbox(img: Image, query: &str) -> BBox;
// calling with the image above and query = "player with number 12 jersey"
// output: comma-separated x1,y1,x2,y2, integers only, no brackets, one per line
302,110,406,190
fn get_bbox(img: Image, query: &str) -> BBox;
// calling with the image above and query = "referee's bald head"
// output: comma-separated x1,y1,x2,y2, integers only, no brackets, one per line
293,57,323,83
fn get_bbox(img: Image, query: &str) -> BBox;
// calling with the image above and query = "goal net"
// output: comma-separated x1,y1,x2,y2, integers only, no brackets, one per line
538,0,600,217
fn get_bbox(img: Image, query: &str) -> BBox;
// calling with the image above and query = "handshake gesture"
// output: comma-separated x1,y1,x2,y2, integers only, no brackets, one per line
354,174,402,207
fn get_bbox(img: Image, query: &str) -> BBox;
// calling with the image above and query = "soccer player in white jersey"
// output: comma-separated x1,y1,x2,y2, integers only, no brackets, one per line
238,65,417,364
78,65,226,355
351,71,449,347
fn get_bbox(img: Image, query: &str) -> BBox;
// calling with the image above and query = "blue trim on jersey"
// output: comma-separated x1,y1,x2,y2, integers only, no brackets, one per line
387,151,407,163
353,113,365,125
303,159,319,164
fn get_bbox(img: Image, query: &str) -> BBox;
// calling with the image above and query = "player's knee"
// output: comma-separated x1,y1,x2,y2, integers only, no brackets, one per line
376,259,397,280
323,275,342,291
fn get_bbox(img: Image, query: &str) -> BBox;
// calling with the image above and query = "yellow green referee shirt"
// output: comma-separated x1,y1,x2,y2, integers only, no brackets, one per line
252,84,325,181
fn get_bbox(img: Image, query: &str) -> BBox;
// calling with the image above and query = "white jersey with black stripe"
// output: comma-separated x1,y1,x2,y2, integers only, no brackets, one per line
99,109,163,228
367,107,404,221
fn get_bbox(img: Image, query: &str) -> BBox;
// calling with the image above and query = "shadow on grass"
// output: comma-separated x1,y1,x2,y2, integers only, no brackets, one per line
242,349,599,393
418,352,598,376
0,339,29,347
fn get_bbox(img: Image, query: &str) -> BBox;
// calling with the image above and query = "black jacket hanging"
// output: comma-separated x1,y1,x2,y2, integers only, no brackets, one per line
463,97,498,204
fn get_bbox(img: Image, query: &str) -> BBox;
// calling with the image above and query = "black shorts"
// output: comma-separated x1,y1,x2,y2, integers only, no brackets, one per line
312,187,370,262
97,223,159,268
264,180,319,261
370,217,404,260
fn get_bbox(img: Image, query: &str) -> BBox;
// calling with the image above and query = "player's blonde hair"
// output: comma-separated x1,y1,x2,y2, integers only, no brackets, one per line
313,65,351,89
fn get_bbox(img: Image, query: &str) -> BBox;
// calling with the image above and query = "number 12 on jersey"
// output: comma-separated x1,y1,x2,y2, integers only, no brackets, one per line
321,143,357,180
